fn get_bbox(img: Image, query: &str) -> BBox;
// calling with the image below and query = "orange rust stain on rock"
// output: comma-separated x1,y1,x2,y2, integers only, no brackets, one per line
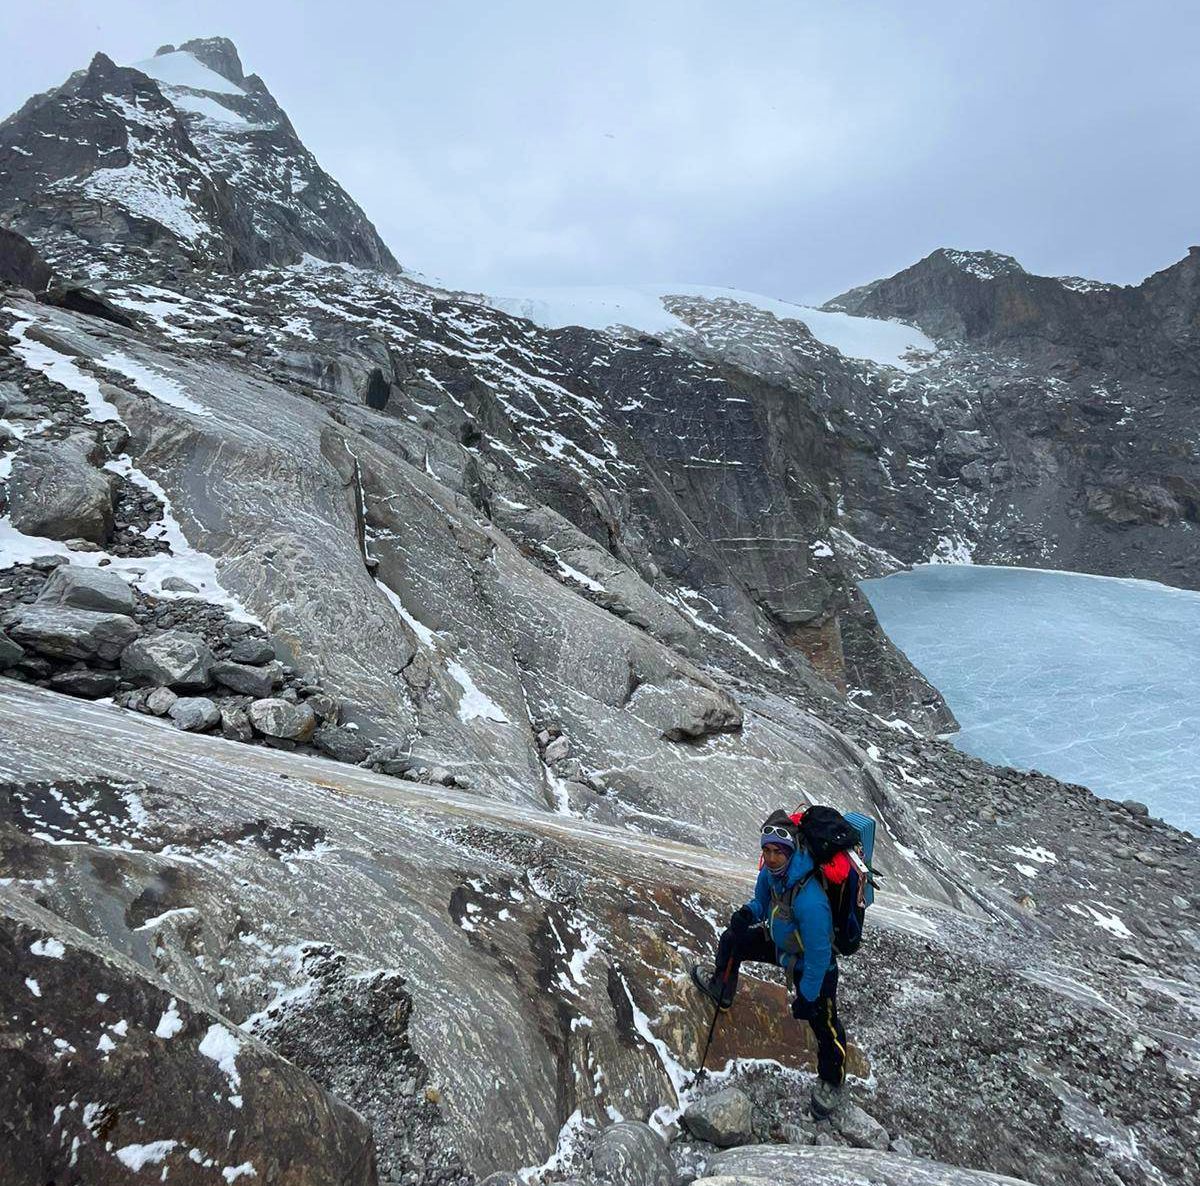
623,906,868,1080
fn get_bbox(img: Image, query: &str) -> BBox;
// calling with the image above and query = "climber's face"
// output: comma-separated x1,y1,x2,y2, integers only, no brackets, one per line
761,843,791,873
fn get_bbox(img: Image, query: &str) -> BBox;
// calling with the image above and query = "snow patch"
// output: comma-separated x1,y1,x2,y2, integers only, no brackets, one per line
30,937,66,958
84,163,209,244
156,998,184,1039
555,557,605,592
25,977,41,997
6,314,123,423
198,1023,243,1103
375,577,438,648
115,1140,178,1170
1082,904,1134,939
131,51,245,95
446,659,510,724
98,351,211,416
169,92,252,127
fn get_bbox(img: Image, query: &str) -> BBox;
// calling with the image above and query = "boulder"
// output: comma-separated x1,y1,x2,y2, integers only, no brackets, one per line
249,697,317,742
160,575,199,593
6,440,115,544
832,1102,890,1151
43,282,137,328
169,696,221,732
4,605,140,662
591,1120,676,1186
145,686,178,716
213,659,281,698
228,635,275,664
305,691,340,723
312,723,369,764
627,678,744,742
220,704,255,742
47,669,119,699
121,630,215,691
543,734,571,763
0,631,24,668
683,1086,754,1147
36,565,135,616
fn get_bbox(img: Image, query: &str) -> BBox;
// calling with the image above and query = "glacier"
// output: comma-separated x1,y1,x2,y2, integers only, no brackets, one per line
484,282,936,370
861,563,1200,832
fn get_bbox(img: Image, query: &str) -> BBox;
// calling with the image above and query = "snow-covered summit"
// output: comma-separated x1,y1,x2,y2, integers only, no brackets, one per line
484,282,936,371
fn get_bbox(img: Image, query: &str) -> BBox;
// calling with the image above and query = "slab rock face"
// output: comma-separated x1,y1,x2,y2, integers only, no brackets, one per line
6,440,115,544
703,1146,1038,1186
0,889,377,1186
121,630,214,690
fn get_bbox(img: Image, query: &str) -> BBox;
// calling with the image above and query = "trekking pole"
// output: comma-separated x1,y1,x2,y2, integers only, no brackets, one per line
694,954,735,1085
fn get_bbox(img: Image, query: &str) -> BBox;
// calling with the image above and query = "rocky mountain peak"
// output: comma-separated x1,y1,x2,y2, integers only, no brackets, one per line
173,35,246,85
0,37,398,280
927,247,1025,281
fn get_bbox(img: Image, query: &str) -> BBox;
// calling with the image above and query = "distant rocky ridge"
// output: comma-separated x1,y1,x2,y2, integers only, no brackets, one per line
811,246,1200,585
1,35,1198,1186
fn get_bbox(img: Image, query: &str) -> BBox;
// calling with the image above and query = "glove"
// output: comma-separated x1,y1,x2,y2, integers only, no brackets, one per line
728,906,756,932
791,992,821,1021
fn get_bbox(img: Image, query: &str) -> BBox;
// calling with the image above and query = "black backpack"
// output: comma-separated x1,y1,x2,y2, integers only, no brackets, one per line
795,806,877,957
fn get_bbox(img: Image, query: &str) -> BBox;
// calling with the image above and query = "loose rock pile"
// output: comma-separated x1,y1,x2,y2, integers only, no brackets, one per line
0,559,365,763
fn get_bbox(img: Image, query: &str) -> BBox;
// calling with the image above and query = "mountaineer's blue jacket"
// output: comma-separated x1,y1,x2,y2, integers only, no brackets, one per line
744,848,835,1003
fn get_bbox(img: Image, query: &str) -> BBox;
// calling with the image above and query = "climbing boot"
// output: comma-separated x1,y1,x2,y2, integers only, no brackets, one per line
810,1078,844,1119
690,963,734,1011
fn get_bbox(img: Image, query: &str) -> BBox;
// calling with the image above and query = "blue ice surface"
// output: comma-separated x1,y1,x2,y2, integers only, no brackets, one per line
860,563,1200,834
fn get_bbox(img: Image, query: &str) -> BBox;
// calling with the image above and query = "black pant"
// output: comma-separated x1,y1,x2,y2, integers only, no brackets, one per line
713,924,847,1086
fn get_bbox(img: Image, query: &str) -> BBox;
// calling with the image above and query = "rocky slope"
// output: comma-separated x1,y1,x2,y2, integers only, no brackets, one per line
1,35,1199,1186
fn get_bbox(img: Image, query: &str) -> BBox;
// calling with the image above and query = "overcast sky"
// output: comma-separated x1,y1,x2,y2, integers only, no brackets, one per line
5,1,1198,302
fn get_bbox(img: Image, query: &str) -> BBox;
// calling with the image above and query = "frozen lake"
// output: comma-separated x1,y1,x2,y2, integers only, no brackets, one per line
860,564,1200,833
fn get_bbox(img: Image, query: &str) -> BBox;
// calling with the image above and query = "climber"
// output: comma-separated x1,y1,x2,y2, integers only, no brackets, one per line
691,808,848,1119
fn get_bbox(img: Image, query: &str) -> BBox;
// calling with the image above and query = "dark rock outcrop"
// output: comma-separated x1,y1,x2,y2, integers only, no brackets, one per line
0,226,52,292
0,888,377,1186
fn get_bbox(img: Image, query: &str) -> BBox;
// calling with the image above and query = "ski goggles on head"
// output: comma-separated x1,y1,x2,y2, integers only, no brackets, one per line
760,825,796,849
